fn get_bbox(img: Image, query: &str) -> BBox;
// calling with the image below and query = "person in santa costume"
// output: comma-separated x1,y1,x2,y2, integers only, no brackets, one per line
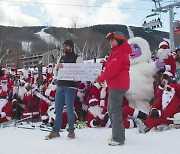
46,63,54,81
1,75,9,92
175,46,180,83
74,81,91,121
154,71,175,97
122,105,147,129
47,104,78,129
87,96,110,128
12,79,27,119
156,40,176,76
10,64,16,78
0,91,13,123
22,83,40,119
39,88,56,124
121,96,147,129
31,69,38,85
136,85,180,133
89,82,109,110
23,65,31,83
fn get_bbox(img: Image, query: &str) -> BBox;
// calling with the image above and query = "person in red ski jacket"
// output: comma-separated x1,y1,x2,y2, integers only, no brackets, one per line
96,31,132,146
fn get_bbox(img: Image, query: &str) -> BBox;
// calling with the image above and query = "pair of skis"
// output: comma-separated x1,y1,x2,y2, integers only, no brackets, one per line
0,116,53,132
156,124,180,132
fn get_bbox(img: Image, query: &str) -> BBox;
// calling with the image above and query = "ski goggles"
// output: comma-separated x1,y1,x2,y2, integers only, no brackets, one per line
106,32,126,40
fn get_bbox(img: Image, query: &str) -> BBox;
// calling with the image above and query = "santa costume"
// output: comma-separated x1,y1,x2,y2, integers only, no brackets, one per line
136,85,180,133
87,97,110,128
156,40,176,75
39,88,56,124
0,91,13,123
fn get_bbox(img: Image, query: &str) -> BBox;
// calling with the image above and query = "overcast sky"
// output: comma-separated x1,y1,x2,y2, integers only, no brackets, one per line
0,0,179,32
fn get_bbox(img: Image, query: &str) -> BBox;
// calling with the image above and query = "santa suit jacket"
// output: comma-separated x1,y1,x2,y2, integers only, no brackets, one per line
151,94,179,118
164,55,176,76
0,100,13,123
87,105,107,128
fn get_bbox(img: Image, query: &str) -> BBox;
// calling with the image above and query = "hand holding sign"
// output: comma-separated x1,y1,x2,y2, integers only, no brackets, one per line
57,63,102,82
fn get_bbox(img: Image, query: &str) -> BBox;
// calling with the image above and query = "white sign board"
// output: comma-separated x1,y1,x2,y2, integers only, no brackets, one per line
57,63,102,81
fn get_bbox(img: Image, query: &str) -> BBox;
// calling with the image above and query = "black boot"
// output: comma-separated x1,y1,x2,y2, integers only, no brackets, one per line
137,111,147,120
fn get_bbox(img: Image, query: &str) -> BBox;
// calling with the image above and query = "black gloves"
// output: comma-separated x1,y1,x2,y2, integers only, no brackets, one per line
150,109,160,119
103,113,109,123
93,120,100,126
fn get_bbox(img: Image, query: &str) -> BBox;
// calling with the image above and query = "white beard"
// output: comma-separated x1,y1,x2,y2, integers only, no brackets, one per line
0,99,8,112
47,68,53,74
156,48,171,60
11,71,15,76
1,83,7,92
48,84,57,91
23,70,29,79
18,86,27,100
77,91,84,102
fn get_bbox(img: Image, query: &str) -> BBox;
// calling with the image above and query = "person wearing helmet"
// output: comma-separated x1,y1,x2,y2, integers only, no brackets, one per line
96,31,132,146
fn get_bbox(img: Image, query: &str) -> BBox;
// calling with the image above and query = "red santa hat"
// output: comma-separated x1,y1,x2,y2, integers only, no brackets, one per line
78,82,87,92
159,40,170,49
163,71,173,78
88,96,98,106
1,75,8,82
47,63,53,68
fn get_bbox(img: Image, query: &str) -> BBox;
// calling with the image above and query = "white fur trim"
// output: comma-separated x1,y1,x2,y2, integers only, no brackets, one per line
158,110,161,117
163,71,173,77
105,119,111,128
133,109,139,118
41,115,49,120
151,108,156,112
97,113,105,120
94,82,101,89
23,112,39,116
6,116,11,121
165,65,171,71
89,98,98,104
1,112,6,118
159,41,169,48
158,85,164,90
162,86,175,109
100,100,105,107
90,120,97,128
45,89,51,96
128,119,135,128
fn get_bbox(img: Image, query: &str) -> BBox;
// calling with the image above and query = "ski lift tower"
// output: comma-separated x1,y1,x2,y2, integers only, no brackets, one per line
152,1,180,51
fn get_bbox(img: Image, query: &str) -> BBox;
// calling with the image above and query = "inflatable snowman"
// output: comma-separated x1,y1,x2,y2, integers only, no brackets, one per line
125,37,164,113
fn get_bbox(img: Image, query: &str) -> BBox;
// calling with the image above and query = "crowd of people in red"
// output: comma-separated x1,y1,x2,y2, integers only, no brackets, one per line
0,39,180,134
